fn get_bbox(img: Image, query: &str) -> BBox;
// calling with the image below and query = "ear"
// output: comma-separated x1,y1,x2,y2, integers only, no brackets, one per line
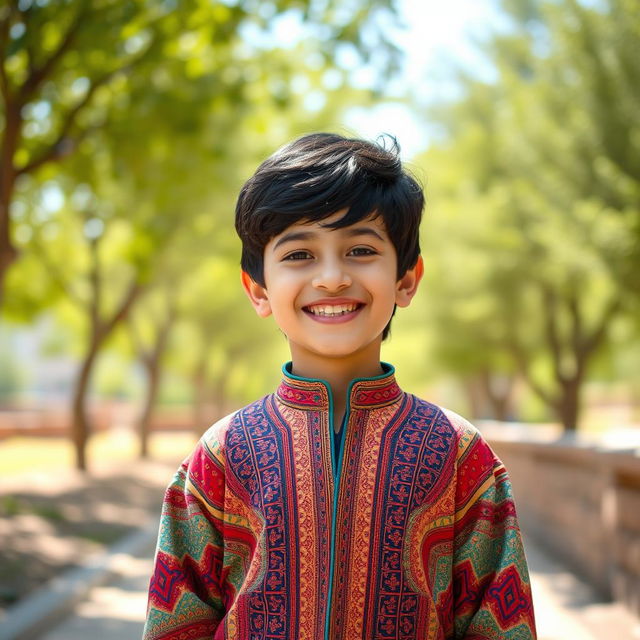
395,255,424,308
241,271,272,318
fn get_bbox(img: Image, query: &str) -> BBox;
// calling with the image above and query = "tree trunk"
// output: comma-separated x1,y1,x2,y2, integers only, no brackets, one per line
69,281,142,470
136,310,173,459
511,285,620,433
0,237,17,309
479,369,515,422
192,355,209,436
210,375,228,423
557,377,581,432
71,335,101,471
462,377,485,421
489,394,510,423
0,103,21,308
138,362,161,459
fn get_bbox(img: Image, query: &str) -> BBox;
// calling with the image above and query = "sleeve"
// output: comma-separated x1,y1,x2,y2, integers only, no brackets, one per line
447,411,537,639
143,423,229,640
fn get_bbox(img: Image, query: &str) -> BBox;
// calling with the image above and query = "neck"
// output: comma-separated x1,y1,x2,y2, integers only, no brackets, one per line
288,352,385,425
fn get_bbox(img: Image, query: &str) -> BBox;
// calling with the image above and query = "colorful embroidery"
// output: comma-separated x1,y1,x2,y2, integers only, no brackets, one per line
144,369,536,640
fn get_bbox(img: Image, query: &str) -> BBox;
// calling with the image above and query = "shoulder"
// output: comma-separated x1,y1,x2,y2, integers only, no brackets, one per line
407,396,477,440
183,412,237,498
439,407,483,450
435,407,509,501
184,397,269,499
409,397,495,463
441,407,500,466
199,395,271,454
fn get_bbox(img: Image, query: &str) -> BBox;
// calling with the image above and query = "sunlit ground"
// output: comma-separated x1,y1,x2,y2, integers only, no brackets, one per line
0,430,198,478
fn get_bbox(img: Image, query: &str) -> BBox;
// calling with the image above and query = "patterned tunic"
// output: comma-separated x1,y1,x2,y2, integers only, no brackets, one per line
144,364,536,639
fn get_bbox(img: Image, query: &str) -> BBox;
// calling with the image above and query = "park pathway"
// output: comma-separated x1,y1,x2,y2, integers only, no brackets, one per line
36,532,640,640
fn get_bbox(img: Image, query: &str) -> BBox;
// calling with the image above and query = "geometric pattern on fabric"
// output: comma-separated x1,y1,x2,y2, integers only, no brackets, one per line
487,565,532,626
453,559,480,612
144,365,537,640
149,555,183,608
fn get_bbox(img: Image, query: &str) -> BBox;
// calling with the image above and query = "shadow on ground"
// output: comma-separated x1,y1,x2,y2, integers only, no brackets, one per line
0,460,177,613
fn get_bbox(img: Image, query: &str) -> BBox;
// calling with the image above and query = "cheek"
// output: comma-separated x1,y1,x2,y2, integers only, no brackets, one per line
376,275,401,303
265,280,301,315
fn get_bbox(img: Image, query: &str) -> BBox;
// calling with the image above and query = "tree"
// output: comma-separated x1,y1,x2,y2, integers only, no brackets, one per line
4,84,227,470
0,0,173,303
128,288,176,459
418,0,638,430
0,0,401,306
2,0,405,469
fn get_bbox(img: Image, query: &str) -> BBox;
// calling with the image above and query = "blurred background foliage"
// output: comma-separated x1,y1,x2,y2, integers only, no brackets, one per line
0,0,638,469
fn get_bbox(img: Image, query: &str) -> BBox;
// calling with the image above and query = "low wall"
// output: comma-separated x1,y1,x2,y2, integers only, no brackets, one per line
0,404,197,439
486,429,640,618
0,408,110,438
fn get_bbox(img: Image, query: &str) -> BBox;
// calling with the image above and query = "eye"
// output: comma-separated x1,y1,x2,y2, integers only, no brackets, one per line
348,246,377,257
283,250,313,261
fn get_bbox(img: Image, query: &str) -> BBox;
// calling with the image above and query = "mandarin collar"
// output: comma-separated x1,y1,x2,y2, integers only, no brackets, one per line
276,361,403,411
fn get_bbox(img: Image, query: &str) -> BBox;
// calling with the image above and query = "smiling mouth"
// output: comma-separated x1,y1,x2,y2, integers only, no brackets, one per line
304,302,362,317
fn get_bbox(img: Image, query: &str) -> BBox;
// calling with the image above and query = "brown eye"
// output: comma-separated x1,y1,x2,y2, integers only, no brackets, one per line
349,247,376,256
284,250,312,260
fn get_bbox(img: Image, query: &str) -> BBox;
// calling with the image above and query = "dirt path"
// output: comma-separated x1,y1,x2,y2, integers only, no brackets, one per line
0,458,179,614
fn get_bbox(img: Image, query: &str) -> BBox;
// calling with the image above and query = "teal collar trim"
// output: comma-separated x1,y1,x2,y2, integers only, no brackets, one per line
276,361,402,411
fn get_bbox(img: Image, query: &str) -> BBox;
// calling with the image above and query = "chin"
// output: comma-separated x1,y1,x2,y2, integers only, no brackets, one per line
306,343,358,358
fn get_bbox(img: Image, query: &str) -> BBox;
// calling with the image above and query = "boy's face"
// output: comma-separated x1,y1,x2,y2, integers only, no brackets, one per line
242,211,423,373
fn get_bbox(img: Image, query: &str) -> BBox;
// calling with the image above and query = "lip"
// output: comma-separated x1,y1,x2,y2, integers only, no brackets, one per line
302,297,365,324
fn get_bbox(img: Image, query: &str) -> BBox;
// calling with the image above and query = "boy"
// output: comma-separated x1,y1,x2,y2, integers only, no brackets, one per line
143,133,536,639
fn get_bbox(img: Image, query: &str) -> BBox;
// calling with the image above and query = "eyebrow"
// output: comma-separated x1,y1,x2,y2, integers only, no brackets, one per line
273,231,314,250
272,226,385,251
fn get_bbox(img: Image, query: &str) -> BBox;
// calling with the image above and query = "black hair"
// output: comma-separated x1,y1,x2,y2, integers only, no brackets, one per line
235,132,424,339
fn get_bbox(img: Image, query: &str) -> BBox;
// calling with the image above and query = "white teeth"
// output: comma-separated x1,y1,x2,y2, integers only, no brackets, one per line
307,303,358,316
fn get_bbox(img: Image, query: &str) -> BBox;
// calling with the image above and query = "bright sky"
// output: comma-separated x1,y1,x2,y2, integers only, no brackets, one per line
240,0,505,158
344,0,504,158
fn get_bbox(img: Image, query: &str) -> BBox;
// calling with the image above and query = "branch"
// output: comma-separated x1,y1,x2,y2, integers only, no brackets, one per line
522,363,558,410
17,0,38,82
127,312,148,364
540,283,566,385
17,30,158,177
507,331,557,410
152,299,176,363
19,0,89,102
0,5,13,105
582,297,622,359
16,68,118,175
568,289,583,360
30,232,87,310
88,234,102,331
131,291,177,367
101,278,143,340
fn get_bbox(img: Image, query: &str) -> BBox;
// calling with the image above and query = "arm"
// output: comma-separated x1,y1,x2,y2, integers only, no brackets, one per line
143,432,227,640
450,416,537,639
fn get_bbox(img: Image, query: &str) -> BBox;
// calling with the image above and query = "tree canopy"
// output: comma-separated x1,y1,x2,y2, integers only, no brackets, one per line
417,0,639,429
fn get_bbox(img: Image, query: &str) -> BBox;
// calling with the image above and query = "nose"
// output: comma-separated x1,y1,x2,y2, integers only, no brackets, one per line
311,257,352,291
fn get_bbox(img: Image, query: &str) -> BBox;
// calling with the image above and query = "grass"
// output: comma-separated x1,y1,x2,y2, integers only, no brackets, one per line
0,495,22,516
31,504,65,521
75,529,127,544
0,430,198,477
0,496,65,521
